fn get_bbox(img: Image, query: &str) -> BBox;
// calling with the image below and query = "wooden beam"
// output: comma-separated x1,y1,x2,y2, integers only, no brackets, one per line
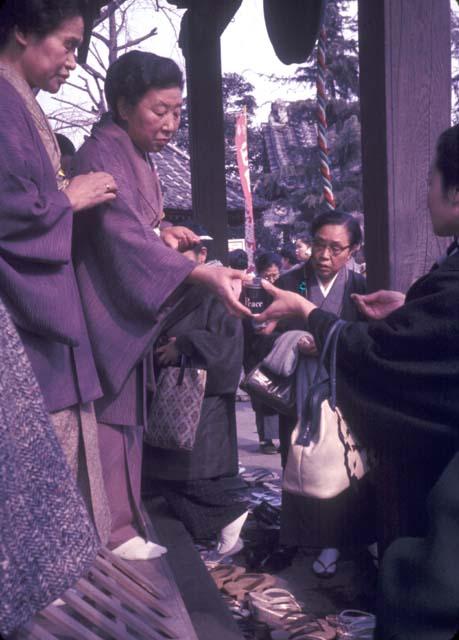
181,2,241,261
359,0,451,293
358,0,451,549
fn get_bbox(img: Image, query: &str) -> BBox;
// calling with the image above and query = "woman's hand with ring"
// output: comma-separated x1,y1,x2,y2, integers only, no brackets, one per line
64,172,118,212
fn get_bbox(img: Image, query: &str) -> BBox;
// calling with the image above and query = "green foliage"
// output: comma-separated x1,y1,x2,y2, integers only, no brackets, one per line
256,0,362,220
174,71,264,181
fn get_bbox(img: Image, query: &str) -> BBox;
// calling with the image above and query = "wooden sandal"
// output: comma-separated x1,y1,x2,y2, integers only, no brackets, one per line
222,572,277,602
209,564,245,589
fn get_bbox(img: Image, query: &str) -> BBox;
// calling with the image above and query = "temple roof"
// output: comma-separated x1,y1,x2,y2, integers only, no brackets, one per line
152,143,264,212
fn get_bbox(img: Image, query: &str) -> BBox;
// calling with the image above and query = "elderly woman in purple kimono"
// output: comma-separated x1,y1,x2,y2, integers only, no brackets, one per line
72,50,249,560
0,0,122,543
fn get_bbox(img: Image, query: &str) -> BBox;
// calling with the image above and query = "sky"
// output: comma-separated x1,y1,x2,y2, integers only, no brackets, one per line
38,0,313,142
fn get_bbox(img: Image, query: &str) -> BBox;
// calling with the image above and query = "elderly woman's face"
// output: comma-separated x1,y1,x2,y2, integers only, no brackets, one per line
120,86,182,153
17,16,83,92
310,224,354,282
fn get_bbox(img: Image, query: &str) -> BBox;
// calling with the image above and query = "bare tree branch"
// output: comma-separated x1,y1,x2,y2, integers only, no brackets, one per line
81,62,106,83
117,27,157,50
83,77,102,111
89,42,107,71
52,96,97,116
91,31,110,47
93,0,129,28
66,80,90,93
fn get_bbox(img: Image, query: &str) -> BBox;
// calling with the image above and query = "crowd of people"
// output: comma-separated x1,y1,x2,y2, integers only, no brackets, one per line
1,1,459,639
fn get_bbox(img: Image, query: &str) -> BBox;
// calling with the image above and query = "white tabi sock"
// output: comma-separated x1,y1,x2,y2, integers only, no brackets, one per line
313,547,340,574
112,535,168,560
217,511,249,554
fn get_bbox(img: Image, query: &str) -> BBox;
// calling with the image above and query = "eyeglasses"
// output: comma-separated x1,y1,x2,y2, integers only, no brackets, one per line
311,240,352,256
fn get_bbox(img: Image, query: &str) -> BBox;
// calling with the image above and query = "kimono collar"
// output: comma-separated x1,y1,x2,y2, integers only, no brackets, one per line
0,63,66,189
91,113,163,228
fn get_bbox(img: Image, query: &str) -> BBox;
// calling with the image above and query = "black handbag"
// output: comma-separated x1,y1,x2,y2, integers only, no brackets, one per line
240,365,296,416
295,319,346,446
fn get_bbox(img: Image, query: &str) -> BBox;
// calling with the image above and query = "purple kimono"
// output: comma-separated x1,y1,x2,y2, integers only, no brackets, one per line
72,115,195,426
0,78,101,411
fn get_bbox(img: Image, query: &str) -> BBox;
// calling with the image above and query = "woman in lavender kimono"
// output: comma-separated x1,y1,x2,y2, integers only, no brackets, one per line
0,0,120,543
72,51,249,560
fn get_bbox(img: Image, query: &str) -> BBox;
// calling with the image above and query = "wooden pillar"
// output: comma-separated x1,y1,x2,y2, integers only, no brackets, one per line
359,0,451,293
358,0,451,549
182,6,229,262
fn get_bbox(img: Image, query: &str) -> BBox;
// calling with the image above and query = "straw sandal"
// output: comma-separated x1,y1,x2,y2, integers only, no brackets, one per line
335,609,376,639
248,588,304,628
222,572,277,602
209,564,246,589
270,614,336,640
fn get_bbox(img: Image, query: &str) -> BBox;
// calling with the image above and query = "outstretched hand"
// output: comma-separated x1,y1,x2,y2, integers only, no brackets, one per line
160,225,200,251
351,289,406,320
254,279,317,324
186,264,252,318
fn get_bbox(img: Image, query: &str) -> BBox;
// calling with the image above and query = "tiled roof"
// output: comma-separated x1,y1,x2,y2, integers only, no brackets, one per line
262,119,317,175
151,144,258,212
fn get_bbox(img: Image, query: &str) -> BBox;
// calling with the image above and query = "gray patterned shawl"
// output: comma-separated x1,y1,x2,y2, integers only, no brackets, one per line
0,296,99,637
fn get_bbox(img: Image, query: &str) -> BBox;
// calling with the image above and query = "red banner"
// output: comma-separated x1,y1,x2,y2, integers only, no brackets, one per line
235,110,256,270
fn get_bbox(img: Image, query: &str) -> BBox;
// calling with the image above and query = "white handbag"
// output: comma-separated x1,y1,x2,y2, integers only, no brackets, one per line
282,320,369,499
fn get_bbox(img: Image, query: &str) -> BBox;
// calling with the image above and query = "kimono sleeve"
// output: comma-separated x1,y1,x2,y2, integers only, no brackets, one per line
0,101,73,264
72,140,195,323
175,298,244,395
308,269,459,447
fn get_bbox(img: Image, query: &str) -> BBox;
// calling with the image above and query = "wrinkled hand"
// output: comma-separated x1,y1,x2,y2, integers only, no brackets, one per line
161,226,200,251
65,172,117,212
255,279,316,324
351,289,406,320
155,337,180,366
186,264,252,318
298,333,318,356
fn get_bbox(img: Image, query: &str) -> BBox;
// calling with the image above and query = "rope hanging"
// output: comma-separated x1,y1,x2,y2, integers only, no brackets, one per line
316,26,336,210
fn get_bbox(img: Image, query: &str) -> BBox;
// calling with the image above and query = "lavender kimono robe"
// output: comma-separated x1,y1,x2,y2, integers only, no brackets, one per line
0,78,101,411
72,115,195,426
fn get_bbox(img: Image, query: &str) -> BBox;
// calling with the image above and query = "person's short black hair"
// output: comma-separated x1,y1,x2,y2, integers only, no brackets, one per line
435,125,459,194
228,249,248,270
310,210,362,247
56,132,76,157
295,233,312,245
255,251,282,274
280,244,298,265
0,0,86,49
180,221,212,254
105,51,184,119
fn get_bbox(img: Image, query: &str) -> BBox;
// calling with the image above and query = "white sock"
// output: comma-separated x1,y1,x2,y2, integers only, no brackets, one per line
112,536,168,560
217,511,248,554
313,547,340,572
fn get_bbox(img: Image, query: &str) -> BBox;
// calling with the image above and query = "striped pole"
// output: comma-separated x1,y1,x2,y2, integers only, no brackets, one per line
316,26,335,209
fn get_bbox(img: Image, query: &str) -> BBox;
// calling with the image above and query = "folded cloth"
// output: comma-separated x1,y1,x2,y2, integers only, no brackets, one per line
0,296,99,637
262,330,312,377
262,330,325,424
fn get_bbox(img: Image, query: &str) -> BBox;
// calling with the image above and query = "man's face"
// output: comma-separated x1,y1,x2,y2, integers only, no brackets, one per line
18,16,83,93
120,86,182,153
